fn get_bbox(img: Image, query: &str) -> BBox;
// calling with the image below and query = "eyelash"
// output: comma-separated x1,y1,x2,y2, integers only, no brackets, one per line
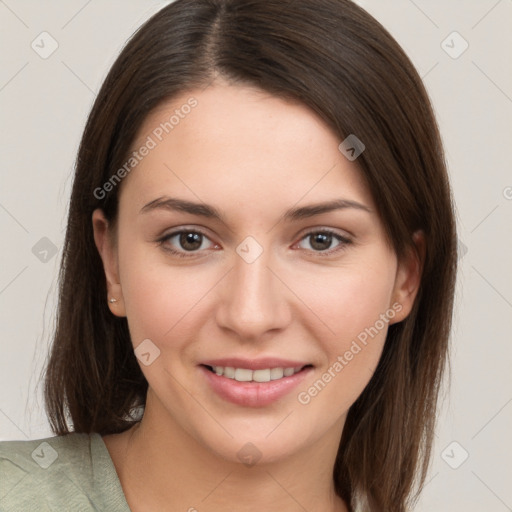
156,228,352,259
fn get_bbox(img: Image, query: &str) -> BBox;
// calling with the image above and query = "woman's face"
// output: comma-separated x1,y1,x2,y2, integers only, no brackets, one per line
94,82,420,464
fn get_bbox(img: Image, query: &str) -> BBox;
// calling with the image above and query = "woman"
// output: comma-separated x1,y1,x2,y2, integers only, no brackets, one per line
0,0,457,510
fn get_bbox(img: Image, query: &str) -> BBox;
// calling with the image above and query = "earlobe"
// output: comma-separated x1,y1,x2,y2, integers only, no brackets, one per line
389,230,425,325
92,209,126,317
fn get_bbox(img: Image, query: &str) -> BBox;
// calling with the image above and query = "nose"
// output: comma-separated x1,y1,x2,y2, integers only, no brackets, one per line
214,245,292,341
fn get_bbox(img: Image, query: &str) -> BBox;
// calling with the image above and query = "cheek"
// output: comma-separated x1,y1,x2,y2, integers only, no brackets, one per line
296,315,391,431
292,258,397,343
293,261,396,412
117,240,217,352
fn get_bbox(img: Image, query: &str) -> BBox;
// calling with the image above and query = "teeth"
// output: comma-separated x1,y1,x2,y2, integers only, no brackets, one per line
270,368,284,380
253,369,271,382
234,368,253,381
224,366,235,378
210,365,304,382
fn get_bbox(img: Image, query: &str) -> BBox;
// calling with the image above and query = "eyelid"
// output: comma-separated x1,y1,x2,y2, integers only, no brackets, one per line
158,225,214,241
296,225,352,240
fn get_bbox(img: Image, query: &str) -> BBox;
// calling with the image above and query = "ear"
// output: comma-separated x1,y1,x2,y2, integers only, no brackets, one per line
92,209,126,317
388,230,425,325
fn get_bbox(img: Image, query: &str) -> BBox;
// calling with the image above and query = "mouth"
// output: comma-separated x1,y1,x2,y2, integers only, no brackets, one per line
198,360,314,407
201,364,313,382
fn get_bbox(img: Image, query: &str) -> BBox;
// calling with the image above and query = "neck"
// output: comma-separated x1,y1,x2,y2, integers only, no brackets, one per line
104,390,348,512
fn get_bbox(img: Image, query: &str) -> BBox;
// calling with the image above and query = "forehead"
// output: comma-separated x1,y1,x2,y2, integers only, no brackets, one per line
120,82,374,218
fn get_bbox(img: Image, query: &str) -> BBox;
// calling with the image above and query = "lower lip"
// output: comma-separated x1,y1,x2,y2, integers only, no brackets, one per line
199,365,313,407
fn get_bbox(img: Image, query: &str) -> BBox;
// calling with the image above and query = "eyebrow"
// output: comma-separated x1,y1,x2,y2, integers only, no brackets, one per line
140,196,371,223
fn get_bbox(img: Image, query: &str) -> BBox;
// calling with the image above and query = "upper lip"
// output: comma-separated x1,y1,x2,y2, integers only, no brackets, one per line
200,358,312,370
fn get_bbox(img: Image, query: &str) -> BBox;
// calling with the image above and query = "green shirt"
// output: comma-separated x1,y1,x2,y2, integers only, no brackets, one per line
0,432,131,511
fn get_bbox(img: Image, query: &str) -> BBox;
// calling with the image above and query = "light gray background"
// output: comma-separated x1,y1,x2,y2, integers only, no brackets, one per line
1,1,511,510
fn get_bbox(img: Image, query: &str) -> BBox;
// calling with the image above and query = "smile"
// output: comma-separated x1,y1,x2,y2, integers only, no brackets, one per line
205,365,306,382
199,360,314,407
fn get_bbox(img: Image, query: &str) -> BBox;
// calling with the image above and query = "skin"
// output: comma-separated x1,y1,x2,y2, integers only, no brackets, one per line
93,80,424,512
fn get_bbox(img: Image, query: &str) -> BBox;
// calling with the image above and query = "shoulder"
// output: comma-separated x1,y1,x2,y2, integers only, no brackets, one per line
0,431,95,471
0,432,130,511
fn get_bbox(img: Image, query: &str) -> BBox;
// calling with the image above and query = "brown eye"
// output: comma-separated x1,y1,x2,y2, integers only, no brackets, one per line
178,232,203,251
158,229,217,257
309,232,334,251
296,230,352,255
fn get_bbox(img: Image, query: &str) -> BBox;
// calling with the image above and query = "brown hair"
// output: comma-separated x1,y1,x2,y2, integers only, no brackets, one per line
43,1,457,510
